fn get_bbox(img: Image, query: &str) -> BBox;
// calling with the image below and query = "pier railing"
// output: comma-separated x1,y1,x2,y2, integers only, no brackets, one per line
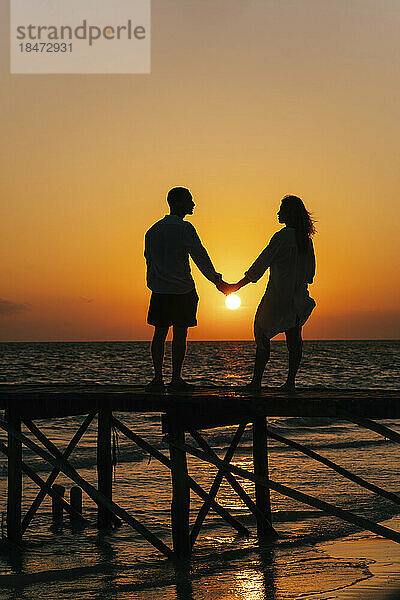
1,384,400,560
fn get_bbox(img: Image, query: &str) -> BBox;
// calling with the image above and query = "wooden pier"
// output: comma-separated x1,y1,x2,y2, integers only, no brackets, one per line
0,384,400,560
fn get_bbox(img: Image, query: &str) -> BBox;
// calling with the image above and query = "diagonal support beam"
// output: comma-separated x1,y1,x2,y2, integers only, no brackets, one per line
112,416,249,537
190,429,276,539
0,441,88,525
23,417,122,531
189,424,245,546
265,426,400,507
21,413,95,533
0,419,174,559
171,439,400,545
340,412,400,444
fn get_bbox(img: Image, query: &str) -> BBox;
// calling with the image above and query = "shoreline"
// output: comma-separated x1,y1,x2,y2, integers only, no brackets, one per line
0,519,400,599
309,514,400,599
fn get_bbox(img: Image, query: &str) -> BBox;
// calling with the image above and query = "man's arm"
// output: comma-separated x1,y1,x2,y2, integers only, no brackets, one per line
185,224,222,285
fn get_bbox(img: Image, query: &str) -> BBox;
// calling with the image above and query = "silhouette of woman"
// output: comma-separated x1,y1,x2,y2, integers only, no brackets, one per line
227,195,316,391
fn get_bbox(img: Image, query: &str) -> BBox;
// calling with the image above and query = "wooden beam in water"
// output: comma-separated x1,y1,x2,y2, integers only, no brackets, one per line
172,439,400,545
253,418,274,539
168,416,191,559
70,487,83,523
189,429,276,538
189,424,245,547
0,419,174,559
6,411,22,543
0,441,87,526
23,416,121,530
265,427,400,507
341,411,400,444
97,410,113,529
112,416,249,538
51,484,65,525
21,413,95,533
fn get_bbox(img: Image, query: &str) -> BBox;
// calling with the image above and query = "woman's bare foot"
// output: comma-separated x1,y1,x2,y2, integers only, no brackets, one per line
241,380,262,391
279,382,296,392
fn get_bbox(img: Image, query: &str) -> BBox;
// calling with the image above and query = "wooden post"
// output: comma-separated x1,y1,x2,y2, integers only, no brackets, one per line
97,410,113,529
190,428,276,539
168,416,191,559
51,484,66,524
21,413,95,533
70,487,83,522
0,418,174,558
189,424,246,546
112,416,249,537
253,417,272,539
6,411,22,543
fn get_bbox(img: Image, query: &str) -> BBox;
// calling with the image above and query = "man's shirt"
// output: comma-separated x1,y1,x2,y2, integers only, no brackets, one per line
145,215,221,294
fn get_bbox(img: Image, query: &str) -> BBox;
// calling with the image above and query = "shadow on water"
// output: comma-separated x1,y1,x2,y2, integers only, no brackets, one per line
174,560,195,600
0,539,279,600
172,543,278,600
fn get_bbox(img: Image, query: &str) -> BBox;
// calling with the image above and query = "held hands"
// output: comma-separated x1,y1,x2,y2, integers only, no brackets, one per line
215,274,250,295
216,280,241,295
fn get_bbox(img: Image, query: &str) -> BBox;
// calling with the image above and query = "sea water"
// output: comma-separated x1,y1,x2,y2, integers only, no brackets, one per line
0,340,399,600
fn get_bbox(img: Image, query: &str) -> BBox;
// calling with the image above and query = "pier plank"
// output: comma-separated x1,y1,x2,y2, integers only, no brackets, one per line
0,385,399,422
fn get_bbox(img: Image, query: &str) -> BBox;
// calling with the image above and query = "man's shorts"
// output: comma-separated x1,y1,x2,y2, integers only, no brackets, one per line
147,289,199,328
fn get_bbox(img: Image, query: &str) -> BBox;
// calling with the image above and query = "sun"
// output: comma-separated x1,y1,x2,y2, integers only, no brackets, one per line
225,294,241,310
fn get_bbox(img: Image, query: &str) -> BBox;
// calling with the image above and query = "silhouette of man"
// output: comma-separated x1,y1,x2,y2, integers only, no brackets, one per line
144,187,223,392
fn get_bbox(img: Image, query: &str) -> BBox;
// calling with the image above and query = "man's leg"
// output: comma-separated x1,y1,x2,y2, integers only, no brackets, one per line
283,325,303,390
151,326,169,383
245,334,271,390
171,326,188,383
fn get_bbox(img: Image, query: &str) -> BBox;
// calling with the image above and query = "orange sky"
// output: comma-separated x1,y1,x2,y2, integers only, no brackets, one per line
1,1,399,341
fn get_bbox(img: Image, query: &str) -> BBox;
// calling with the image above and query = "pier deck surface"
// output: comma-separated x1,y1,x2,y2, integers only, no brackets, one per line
0,384,399,427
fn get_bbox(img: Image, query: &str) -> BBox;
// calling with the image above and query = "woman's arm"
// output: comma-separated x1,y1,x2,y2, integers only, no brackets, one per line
230,276,251,293
216,277,250,295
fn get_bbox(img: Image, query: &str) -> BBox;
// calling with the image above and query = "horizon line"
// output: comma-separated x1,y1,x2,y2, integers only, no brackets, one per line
1,339,399,343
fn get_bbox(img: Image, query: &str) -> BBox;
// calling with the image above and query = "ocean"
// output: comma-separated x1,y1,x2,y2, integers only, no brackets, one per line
0,340,399,600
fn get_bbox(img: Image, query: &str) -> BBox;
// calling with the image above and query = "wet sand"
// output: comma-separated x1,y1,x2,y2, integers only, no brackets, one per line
310,514,400,600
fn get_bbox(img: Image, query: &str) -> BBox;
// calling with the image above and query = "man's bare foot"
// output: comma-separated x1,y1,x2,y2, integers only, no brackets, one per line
144,379,165,393
167,378,195,392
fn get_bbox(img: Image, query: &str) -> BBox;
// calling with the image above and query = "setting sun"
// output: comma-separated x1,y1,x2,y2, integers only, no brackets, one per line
225,294,241,310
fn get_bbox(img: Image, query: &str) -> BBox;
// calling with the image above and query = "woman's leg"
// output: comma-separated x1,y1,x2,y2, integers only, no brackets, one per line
283,325,303,390
246,334,271,389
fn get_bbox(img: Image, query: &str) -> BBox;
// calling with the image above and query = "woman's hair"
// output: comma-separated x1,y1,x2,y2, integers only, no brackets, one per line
280,195,316,252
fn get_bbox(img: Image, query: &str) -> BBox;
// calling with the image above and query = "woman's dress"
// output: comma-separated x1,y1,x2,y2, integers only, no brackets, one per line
245,226,316,342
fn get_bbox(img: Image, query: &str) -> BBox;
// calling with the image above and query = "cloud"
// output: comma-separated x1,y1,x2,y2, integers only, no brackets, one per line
0,299,32,316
